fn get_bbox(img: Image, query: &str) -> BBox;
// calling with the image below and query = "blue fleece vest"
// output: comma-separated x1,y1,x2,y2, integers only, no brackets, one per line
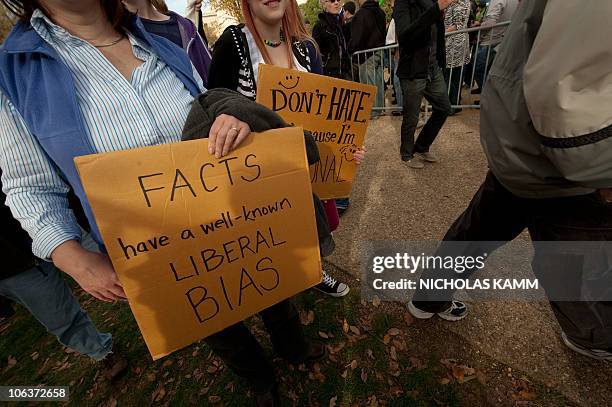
0,16,201,245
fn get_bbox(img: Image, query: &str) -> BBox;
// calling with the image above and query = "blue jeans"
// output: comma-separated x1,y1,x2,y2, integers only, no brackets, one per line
358,53,384,114
474,45,497,91
0,262,112,361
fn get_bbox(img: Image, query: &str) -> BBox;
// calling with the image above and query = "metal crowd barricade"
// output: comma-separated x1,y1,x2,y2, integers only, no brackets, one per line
350,21,512,114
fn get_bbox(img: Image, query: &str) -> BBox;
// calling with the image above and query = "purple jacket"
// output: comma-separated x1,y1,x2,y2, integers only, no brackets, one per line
171,11,212,87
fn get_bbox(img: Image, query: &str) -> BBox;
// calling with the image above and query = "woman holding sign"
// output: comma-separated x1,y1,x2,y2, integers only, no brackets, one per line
208,0,362,299
0,0,322,405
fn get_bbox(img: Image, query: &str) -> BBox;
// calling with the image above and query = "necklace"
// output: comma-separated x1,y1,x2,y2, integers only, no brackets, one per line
263,31,285,48
93,35,124,48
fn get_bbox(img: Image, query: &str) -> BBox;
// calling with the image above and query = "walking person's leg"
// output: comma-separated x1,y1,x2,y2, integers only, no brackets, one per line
413,66,452,162
393,57,403,110
0,262,113,361
372,53,385,114
528,192,612,360
410,172,530,316
399,76,427,167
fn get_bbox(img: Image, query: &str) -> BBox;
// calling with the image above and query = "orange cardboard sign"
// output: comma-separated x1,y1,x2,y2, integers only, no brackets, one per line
256,64,376,199
75,128,321,359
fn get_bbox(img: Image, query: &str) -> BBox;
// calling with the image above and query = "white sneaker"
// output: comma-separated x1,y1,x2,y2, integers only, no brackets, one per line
407,300,468,321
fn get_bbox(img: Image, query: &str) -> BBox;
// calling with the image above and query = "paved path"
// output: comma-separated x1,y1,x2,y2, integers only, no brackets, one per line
326,112,612,406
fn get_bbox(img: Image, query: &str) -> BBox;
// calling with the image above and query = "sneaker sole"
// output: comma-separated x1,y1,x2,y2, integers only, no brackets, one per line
437,309,468,321
407,301,435,319
414,154,438,163
561,332,612,361
314,285,350,298
408,301,467,321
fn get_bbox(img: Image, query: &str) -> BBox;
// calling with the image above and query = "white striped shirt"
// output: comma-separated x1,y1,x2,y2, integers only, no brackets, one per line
0,10,204,259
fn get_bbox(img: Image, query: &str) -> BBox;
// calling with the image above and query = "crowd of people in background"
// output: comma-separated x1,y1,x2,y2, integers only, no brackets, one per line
1,0,611,406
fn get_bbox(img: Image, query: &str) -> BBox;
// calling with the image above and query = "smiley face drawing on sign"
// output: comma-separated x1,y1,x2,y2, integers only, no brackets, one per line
339,144,358,162
278,74,301,90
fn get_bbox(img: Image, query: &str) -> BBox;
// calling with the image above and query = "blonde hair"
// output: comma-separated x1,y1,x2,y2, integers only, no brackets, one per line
151,0,169,13
241,0,317,67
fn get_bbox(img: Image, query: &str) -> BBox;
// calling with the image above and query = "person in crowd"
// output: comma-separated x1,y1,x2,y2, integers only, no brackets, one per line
313,0,351,79
393,0,455,169
385,14,402,115
0,1,323,405
0,178,127,379
348,0,386,118
207,0,365,299
472,0,518,92
408,0,612,361
123,0,212,87
443,0,471,114
185,0,210,47
312,0,354,216
341,0,356,44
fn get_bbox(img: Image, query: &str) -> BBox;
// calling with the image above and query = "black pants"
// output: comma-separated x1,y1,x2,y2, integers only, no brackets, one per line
444,66,464,106
204,298,307,393
399,65,452,159
413,172,612,350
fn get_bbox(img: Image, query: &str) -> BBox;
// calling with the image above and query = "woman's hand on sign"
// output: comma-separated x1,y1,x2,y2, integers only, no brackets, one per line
208,114,251,158
52,240,127,302
353,146,367,165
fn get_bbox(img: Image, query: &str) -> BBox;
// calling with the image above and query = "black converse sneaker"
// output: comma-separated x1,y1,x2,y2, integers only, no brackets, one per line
407,300,468,321
314,271,350,297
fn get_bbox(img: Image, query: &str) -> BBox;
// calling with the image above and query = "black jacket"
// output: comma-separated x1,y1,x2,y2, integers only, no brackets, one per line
312,12,351,78
181,88,336,257
1,175,37,280
208,25,320,100
393,0,446,79
349,1,386,53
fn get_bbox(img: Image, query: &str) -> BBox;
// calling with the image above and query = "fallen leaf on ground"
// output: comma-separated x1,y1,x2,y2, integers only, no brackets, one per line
439,378,450,385
300,310,315,326
329,396,338,407
389,346,397,361
513,390,537,401
319,331,330,339
151,385,166,402
342,319,349,333
208,395,222,404
349,360,358,370
387,328,401,336
372,296,381,307
349,325,361,336
6,355,17,370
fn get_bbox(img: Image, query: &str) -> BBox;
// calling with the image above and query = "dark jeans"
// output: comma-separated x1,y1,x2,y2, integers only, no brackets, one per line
399,65,452,159
413,172,612,350
204,298,308,393
474,45,497,91
444,66,465,106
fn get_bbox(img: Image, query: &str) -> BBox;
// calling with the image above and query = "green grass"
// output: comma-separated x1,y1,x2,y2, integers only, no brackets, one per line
0,275,567,406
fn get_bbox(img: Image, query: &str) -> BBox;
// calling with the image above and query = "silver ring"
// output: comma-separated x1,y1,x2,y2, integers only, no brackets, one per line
229,127,239,133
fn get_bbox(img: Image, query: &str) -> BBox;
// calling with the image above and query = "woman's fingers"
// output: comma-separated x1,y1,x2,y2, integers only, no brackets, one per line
222,125,240,157
208,116,252,157
232,123,251,150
